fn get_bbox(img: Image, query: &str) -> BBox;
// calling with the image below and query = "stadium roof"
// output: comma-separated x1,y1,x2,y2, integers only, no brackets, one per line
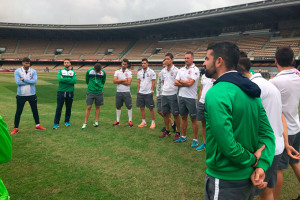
0,0,300,38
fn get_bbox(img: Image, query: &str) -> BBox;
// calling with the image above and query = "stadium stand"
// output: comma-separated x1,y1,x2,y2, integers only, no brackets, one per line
0,0,299,73
0,39,17,53
124,40,153,60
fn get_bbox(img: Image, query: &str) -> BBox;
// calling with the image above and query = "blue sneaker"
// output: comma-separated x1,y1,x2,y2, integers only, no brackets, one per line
65,122,71,127
196,142,206,151
174,136,187,143
191,140,199,147
52,124,59,129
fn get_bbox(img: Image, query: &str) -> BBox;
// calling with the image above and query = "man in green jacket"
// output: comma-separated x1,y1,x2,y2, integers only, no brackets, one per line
82,63,106,129
53,59,77,129
203,42,275,200
0,116,12,200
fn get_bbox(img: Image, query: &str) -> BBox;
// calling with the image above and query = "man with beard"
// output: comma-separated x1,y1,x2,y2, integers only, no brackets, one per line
174,51,200,147
203,42,275,200
113,59,133,127
11,57,46,135
136,58,156,129
53,59,77,129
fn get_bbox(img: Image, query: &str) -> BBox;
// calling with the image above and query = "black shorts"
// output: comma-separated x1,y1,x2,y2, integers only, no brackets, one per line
161,94,180,115
197,102,205,121
116,92,132,109
255,153,282,195
86,92,103,106
156,96,162,112
136,93,155,108
278,132,300,169
178,96,197,118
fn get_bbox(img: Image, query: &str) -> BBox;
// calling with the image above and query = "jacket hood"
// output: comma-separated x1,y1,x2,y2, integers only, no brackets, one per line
214,72,261,98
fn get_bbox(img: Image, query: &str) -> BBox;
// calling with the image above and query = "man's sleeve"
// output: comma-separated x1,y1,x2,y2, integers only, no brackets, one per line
102,71,106,85
114,71,118,77
128,71,132,79
256,100,275,172
71,71,77,84
0,116,12,164
151,70,156,80
58,69,64,83
206,93,256,167
175,70,180,81
14,70,26,86
191,68,200,81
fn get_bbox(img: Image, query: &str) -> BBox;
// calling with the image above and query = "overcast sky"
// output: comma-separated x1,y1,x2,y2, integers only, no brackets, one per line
0,0,260,25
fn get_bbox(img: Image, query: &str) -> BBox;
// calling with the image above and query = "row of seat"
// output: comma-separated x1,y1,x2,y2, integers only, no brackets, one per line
0,31,299,60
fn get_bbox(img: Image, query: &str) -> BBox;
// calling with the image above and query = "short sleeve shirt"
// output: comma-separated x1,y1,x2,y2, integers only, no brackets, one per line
137,67,156,94
161,65,179,96
251,73,284,155
114,68,132,92
270,69,300,135
175,64,200,99
199,74,214,103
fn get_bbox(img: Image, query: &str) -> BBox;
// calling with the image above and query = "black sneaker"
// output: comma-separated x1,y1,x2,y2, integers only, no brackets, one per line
171,122,176,132
161,127,166,133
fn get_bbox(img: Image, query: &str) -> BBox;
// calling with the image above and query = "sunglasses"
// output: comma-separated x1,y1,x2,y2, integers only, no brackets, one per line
143,72,145,79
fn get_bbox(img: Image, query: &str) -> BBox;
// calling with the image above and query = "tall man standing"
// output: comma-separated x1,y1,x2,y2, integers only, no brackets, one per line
270,47,300,200
237,57,288,200
11,57,46,135
174,51,200,147
203,42,275,200
160,53,181,140
156,59,175,132
136,58,156,129
81,63,106,129
53,59,77,129
113,59,133,127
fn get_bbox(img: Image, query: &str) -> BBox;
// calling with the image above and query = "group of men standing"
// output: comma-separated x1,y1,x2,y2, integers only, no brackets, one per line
4,42,300,200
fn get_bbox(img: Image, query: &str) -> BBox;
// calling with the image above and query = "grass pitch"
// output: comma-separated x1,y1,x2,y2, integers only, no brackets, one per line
0,72,299,200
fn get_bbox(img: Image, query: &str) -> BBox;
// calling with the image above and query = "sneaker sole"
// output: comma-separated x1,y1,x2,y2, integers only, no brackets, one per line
174,140,186,143
196,148,206,152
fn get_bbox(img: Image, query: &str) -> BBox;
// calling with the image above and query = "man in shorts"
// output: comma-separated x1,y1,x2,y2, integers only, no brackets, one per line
81,63,106,129
53,58,77,129
11,57,46,135
270,47,300,200
113,59,133,127
159,53,181,140
174,51,200,147
196,73,214,151
156,59,176,133
136,58,156,129
237,56,286,200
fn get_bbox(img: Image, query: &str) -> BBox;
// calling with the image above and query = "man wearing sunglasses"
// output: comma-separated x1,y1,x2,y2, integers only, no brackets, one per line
136,58,156,129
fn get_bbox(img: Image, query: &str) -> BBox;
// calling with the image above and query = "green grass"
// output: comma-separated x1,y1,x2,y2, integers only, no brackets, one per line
0,72,299,200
